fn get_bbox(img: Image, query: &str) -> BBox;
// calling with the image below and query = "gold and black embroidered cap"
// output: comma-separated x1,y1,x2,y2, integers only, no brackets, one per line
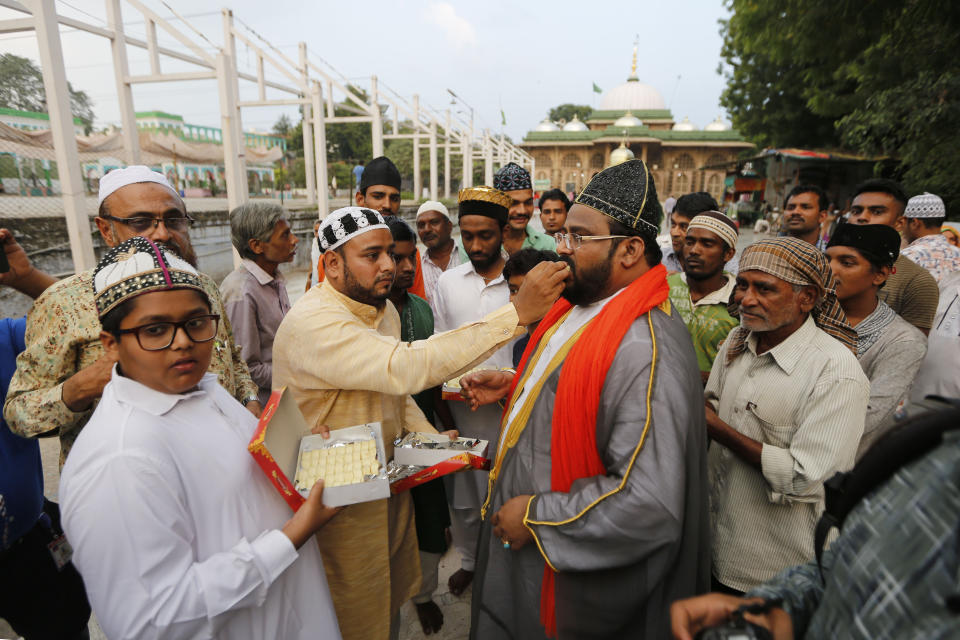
574,159,663,235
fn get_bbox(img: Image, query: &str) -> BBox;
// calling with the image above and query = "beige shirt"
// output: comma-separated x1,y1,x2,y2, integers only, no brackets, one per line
705,315,870,591
271,281,521,640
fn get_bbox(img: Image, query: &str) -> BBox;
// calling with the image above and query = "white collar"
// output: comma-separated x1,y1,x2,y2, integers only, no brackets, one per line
109,365,218,416
241,259,282,285
679,272,736,306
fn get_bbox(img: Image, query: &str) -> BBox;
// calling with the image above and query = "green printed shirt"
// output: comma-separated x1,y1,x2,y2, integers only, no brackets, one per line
667,272,738,373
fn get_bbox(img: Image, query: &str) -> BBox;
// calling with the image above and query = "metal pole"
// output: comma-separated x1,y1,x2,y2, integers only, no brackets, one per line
429,117,438,201
299,42,316,205
105,0,141,165
370,75,384,157
412,94,421,200
312,82,330,219
33,0,95,271
444,109,451,198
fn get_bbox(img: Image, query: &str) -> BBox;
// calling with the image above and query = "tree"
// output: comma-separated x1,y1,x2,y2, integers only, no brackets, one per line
272,114,293,136
0,53,96,134
719,0,960,212
548,104,592,123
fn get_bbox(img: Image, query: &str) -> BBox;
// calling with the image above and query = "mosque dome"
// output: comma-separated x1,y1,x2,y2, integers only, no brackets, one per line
672,116,696,131
704,116,730,132
599,45,665,111
535,118,560,132
609,141,635,167
613,111,643,128
562,115,589,132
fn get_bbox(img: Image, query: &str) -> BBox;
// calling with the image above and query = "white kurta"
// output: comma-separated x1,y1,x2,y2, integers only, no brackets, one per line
60,370,341,640
434,260,512,509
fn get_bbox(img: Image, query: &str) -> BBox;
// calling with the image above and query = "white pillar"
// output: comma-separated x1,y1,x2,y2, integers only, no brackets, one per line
412,94,421,201
429,118,438,201
370,75,383,158
444,110,451,198
33,0,95,272
462,133,472,189
105,0,140,165
299,42,316,205
484,131,494,186
312,83,329,219
218,12,246,270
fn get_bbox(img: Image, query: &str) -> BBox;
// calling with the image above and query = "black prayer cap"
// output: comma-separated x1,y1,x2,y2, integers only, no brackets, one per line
574,159,663,235
359,156,401,192
493,162,531,192
826,223,900,267
458,186,510,226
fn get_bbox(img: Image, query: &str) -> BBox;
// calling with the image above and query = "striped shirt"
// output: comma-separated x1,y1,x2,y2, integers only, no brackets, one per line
705,315,870,591
421,241,463,319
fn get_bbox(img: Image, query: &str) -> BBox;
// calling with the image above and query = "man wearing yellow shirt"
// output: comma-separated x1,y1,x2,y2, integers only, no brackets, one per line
272,206,566,640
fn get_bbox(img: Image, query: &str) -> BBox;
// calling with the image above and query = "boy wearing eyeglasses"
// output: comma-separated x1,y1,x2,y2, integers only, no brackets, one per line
59,237,342,640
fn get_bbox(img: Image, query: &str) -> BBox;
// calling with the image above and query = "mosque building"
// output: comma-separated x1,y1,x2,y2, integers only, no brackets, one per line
520,49,754,201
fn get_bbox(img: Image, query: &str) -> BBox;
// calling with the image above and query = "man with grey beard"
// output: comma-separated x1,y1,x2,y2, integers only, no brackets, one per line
4,166,259,465
703,237,869,595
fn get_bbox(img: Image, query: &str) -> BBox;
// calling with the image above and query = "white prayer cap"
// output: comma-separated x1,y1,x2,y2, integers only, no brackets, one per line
318,206,388,253
416,200,450,221
904,192,946,218
98,165,177,207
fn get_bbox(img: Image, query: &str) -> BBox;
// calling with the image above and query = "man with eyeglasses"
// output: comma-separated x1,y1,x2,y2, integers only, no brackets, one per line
4,166,260,467
459,160,710,639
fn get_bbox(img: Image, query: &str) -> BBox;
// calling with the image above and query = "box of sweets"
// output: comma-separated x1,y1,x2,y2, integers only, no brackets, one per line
393,432,489,467
248,388,390,509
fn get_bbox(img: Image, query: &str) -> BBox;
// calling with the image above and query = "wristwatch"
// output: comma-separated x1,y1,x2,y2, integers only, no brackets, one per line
241,394,259,406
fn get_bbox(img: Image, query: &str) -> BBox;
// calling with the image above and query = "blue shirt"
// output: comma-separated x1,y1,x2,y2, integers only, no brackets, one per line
0,316,44,550
352,165,364,188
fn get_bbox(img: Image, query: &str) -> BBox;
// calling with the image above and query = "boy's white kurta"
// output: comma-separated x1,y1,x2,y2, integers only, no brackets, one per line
60,370,341,640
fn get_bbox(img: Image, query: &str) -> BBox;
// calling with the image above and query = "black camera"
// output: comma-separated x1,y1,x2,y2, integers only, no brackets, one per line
694,600,777,640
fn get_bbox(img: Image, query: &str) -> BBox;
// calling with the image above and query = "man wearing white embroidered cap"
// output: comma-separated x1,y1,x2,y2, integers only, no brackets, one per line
415,199,463,316
4,166,259,466
272,205,569,640
900,192,960,283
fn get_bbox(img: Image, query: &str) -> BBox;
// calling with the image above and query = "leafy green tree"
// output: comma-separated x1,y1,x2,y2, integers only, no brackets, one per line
0,53,96,133
272,114,293,136
548,104,592,123
719,0,960,212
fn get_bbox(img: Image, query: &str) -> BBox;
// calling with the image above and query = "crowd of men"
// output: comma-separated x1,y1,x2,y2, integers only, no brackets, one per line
0,154,957,640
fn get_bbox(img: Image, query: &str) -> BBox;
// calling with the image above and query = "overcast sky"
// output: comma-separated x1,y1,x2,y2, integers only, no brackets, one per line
0,0,732,141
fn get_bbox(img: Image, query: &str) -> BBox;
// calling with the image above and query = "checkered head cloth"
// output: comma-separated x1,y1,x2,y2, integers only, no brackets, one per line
725,237,857,363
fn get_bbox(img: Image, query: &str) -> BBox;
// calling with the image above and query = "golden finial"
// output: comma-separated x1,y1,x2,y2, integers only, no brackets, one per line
630,35,638,78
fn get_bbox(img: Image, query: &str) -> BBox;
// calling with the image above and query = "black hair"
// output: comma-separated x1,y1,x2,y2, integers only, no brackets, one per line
919,216,947,229
538,189,571,212
607,219,662,267
386,216,417,243
674,192,719,219
100,289,212,337
853,179,908,209
503,248,561,280
786,184,828,211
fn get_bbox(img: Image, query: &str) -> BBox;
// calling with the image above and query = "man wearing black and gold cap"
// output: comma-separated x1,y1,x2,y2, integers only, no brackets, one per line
825,224,927,459
494,162,556,256
433,186,514,598
460,159,709,639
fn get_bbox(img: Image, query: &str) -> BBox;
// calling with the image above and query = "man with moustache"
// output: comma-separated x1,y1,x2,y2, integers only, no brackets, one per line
783,184,829,250
537,188,571,236
668,211,740,382
704,237,869,594
433,187,515,597
460,160,710,639
272,206,567,640
4,166,259,465
494,162,556,256
416,200,462,318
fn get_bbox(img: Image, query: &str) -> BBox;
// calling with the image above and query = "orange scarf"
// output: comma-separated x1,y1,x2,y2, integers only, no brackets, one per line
505,264,669,637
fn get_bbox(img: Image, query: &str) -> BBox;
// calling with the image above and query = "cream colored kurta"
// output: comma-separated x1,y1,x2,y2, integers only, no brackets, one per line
272,281,521,640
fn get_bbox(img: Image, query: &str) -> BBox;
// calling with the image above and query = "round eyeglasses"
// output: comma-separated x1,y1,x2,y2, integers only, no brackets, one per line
553,232,629,251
